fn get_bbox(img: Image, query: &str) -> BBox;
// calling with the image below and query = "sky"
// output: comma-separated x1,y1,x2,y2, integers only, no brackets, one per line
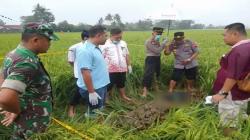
1,0,250,27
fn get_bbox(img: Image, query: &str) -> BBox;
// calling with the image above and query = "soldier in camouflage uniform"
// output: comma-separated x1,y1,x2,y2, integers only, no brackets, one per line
0,23,59,139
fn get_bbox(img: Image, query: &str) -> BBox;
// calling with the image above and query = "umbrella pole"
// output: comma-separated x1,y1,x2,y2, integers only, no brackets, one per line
167,20,171,36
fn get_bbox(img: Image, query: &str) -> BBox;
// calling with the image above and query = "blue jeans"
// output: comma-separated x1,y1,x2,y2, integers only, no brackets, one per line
79,86,107,114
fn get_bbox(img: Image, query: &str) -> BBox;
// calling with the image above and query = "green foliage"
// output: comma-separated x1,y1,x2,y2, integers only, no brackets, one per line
0,30,250,139
0,19,5,26
21,4,55,24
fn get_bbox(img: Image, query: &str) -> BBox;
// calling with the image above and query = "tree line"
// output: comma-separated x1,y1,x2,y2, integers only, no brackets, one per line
0,4,225,32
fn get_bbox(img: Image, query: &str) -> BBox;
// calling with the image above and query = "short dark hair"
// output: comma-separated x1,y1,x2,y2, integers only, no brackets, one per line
225,23,247,36
81,30,89,40
110,28,122,35
88,25,106,38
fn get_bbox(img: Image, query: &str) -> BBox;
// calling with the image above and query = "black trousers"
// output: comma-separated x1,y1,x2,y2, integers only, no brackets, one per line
107,72,126,91
171,67,198,82
142,56,161,88
69,78,82,106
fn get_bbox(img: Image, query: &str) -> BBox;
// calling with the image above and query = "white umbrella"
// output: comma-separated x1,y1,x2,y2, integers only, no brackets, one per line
146,4,182,36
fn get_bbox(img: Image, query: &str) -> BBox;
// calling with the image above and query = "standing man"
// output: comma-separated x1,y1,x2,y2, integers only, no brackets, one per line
0,23,58,139
164,32,199,93
142,27,168,97
76,25,109,117
212,23,250,136
67,30,89,117
101,28,132,101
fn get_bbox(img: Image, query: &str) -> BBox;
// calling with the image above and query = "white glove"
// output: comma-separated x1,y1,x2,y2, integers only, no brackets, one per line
205,96,213,104
128,65,132,74
89,92,101,105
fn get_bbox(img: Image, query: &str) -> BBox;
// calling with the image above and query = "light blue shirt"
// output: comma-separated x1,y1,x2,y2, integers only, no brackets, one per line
76,40,110,90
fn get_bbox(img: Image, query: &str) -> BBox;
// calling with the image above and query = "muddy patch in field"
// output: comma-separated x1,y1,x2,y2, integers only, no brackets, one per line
119,91,203,129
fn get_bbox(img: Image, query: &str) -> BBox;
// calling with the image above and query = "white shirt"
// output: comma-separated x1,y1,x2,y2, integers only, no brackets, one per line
68,42,84,78
100,39,129,73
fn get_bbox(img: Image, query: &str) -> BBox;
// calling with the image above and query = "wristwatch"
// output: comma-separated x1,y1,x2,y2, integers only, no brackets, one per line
187,58,191,62
218,91,229,97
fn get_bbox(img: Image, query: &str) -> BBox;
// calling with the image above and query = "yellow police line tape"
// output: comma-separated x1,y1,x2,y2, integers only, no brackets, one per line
0,44,144,61
52,117,94,140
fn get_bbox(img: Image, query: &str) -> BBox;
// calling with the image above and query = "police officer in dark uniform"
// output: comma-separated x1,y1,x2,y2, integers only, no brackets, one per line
142,27,168,97
164,32,199,93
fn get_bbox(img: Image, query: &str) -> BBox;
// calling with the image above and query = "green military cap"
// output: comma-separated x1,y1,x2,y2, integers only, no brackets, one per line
23,22,59,41
153,27,164,34
174,32,184,39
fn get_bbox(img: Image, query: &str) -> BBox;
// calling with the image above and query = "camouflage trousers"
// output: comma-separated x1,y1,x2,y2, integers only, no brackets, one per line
11,116,50,140
218,93,250,128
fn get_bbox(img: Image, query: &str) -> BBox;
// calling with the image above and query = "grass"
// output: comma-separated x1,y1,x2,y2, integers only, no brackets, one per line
0,30,250,139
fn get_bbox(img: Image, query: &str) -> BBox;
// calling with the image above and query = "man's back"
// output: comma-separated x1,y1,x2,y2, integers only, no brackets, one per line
68,42,84,78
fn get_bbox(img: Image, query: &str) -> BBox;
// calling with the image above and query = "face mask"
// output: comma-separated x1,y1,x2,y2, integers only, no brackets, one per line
112,40,120,45
154,35,161,42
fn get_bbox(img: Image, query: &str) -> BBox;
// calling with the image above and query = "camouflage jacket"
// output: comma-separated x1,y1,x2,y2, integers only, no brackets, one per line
1,44,53,139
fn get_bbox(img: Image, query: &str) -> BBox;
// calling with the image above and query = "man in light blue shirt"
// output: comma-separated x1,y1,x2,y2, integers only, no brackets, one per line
76,25,109,117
